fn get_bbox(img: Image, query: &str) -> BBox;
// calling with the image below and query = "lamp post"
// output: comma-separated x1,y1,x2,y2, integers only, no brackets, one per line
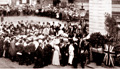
81,0,84,10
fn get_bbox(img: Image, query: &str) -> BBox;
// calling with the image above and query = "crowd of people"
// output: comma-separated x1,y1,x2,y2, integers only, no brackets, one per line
0,3,87,22
37,4,83,22
0,4,36,16
0,19,90,68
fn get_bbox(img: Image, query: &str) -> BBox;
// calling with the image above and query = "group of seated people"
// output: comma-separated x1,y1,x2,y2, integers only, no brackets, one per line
0,20,89,68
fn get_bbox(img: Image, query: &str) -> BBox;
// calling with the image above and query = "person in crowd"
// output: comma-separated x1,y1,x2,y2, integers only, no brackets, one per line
79,39,90,68
0,18,89,68
34,42,44,68
60,39,69,66
50,26,54,35
68,40,74,65
1,13,4,23
44,43,53,66
59,12,62,20
52,40,60,66
9,37,16,62
72,34,79,68
16,38,25,65
3,37,10,58
0,35,4,57
24,39,36,66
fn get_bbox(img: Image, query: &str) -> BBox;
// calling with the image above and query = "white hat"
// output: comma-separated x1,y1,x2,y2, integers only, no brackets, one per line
38,35,45,39
38,39,43,43
73,37,78,41
78,25,81,29
50,22,53,26
49,35,55,39
53,39,60,44
16,37,19,40
27,37,32,41
63,38,68,42
22,35,27,38
62,33,68,37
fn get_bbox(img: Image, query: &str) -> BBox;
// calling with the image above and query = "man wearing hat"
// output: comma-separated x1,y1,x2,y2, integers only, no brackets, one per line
79,39,90,68
60,38,69,66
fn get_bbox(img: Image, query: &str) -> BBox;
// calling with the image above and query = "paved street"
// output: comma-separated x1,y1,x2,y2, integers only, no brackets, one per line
3,16,62,24
0,57,120,69
0,57,86,68
0,57,100,68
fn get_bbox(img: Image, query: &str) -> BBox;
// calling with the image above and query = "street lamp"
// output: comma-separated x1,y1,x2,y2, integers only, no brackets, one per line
81,0,84,10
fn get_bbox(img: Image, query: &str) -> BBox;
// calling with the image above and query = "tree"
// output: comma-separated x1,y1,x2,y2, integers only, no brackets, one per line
105,13,118,42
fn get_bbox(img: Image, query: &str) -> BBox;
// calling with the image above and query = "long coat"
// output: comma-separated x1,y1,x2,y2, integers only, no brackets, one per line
9,39,16,57
0,38,4,57
44,44,53,65
34,46,44,68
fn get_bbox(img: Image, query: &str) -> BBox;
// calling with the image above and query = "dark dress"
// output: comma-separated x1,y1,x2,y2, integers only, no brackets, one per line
59,12,62,20
9,39,16,61
0,38,4,57
60,44,68,66
1,14,4,22
24,42,36,65
72,43,79,68
64,44,69,65
79,40,90,68
43,44,53,66
4,41,10,58
16,43,25,65
34,46,44,68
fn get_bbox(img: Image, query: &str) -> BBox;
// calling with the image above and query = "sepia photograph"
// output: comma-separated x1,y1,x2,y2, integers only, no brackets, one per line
0,0,120,68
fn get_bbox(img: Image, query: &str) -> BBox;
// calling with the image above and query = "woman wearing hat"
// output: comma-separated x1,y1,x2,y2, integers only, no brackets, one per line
8,37,16,62
52,39,61,66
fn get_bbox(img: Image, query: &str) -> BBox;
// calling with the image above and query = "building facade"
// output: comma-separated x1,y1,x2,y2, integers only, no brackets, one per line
0,0,11,5
15,0,41,6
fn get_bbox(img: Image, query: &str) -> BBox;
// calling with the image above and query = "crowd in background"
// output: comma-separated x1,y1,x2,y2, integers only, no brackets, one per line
0,3,88,22
0,19,89,68
38,4,82,22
